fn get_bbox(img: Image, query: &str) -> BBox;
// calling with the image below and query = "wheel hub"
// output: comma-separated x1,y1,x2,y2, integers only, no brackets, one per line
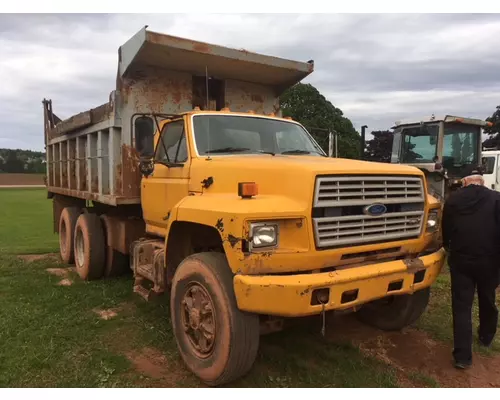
75,228,85,268
181,283,216,358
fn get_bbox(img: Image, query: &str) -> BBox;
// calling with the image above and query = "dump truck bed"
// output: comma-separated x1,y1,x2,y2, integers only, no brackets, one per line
43,27,314,206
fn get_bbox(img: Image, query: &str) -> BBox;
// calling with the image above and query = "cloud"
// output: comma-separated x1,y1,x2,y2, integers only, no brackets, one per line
0,13,499,150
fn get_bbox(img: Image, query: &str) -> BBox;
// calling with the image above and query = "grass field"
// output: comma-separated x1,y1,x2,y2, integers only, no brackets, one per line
0,188,498,388
0,188,58,253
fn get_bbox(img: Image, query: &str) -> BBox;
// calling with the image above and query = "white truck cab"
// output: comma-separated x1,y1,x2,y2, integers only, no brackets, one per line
482,149,500,191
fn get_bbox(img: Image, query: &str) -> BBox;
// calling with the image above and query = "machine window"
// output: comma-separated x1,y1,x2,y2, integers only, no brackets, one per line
482,156,496,175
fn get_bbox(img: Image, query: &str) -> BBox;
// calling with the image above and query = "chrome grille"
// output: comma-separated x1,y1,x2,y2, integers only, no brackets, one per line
313,211,424,248
314,175,425,208
313,175,425,248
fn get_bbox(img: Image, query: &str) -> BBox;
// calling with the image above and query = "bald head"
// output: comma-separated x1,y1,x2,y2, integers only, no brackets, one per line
462,174,485,187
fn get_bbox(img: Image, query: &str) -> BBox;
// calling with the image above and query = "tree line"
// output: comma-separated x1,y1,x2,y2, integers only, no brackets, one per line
0,149,46,174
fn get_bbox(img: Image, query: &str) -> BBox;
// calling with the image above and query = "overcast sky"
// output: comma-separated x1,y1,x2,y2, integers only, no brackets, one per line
1,13,499,151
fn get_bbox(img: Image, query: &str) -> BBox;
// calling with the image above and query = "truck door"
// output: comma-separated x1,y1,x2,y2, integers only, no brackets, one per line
482,155,498,190
141,117,191,235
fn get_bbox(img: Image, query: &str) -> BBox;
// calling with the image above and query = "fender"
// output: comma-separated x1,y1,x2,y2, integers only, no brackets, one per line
164,193,310,274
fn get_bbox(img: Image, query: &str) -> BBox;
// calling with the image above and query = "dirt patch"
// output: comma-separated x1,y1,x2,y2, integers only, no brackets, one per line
46,268,69,277
93,307,120,320
45,267,74,286
126,347,191,387
327,314,500,388
18,253,58,262
0,173,45,186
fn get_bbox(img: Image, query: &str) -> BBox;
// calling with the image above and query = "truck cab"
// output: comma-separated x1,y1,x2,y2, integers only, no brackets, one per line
482,149,500,191
390,115,491,200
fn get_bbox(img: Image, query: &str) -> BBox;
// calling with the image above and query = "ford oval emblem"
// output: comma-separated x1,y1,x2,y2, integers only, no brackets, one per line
364,203,387,217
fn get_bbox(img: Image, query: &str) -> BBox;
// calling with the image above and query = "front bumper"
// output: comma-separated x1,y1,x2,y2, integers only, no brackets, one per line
233,248,445,317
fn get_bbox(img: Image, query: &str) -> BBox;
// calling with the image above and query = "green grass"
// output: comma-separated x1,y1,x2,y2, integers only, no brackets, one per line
0,188,58,254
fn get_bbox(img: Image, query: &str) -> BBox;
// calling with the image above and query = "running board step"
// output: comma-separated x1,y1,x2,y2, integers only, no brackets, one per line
133,276,165,302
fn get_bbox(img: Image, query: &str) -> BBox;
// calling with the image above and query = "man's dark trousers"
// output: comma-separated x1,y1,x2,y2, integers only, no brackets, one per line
449,256,499,364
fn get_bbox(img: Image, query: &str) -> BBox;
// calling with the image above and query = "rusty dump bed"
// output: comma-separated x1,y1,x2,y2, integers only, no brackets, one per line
43,26,313,206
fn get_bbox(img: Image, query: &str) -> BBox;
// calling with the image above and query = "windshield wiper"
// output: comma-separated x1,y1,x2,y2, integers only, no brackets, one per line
257,150,275,156
281,149,312,155
207,147,251,154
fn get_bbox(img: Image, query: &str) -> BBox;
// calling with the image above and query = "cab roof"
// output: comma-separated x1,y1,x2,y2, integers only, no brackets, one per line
392,114,490,129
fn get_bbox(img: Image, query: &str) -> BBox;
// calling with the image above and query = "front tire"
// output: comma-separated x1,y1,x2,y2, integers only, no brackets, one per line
356,287,430,331
170,252,260,386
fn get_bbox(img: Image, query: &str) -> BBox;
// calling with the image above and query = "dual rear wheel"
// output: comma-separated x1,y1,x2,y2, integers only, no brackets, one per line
58,207,127,281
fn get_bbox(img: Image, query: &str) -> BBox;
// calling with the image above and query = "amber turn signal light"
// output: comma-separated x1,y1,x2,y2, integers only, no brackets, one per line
238,182,258,199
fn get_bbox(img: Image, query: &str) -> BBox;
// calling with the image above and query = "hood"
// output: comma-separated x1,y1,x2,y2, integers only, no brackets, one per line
446,185,491,215
189,155,424,204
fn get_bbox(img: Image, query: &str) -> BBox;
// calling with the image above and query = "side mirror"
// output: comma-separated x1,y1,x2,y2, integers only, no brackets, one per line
133,116,155,177
134,116,155,158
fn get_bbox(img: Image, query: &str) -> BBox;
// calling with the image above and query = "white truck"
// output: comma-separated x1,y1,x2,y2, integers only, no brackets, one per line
482,149,500,191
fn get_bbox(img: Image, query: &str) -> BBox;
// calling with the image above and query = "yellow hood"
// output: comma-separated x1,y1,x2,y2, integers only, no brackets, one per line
189,155,424,204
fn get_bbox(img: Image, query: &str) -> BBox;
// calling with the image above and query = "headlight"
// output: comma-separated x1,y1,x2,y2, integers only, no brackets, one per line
250,223,278,249
426,210,439,232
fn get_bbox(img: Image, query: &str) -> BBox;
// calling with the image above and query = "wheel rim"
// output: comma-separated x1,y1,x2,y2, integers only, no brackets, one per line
60,220,67,254
181,282,216,358
75,227,85,268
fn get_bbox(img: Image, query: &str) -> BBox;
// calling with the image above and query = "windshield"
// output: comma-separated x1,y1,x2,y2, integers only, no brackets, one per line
400,124,439,163
192,115,325,156
442,123,480,168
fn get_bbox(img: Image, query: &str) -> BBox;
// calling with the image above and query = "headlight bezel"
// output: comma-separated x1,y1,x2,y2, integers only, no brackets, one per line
426,209,440,233
249,222,279,251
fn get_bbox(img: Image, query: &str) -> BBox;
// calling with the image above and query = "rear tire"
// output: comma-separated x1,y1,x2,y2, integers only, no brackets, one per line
59,207,80,264
170,252,260,386
74,212,106,281
356,287,430,331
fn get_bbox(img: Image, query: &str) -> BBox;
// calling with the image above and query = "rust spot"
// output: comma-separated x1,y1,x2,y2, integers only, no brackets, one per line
192,43,211,54
403,258,425,274
215,218,224,233
115,163,122,195
227,234,240,248
296,220,303,228
121,144,141,198
300,288,310,296
91,175,99,193
251,94,264,103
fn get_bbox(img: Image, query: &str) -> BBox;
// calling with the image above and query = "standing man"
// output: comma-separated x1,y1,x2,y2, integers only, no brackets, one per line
442,172,500,369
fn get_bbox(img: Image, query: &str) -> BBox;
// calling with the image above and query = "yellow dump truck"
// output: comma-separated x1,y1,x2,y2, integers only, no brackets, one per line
42,27,445,386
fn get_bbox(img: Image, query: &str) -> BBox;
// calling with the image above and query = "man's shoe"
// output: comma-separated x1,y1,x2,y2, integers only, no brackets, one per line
454,360,472,370
477,328,494,348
